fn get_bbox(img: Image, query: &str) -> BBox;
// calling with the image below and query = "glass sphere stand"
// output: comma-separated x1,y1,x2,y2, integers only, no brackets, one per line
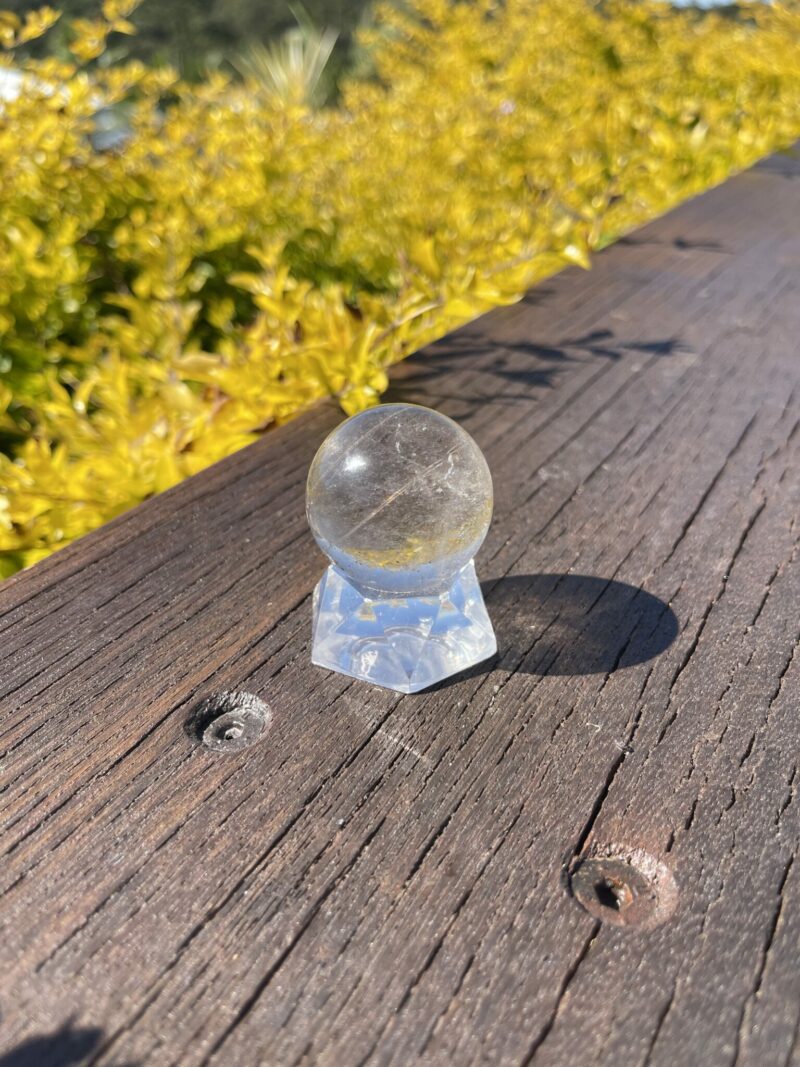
311,560,496,694
306,403,497,694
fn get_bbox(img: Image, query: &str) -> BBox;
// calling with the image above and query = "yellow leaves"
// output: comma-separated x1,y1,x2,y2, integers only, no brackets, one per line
171,352,223,379
408,236,441,280
561,243,593,270
3,0,800,574
340,381,385,416
69,0,139,64
443,296,479,320
101,0,140,22
20,6,60,43
0,12,19,49
0,496,12,535
69,19,109,63
107,17,136,36
0,7,60,49
18,7,60,46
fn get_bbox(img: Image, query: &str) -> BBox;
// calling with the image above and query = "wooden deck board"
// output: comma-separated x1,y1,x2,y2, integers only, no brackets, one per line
1,150,799,1066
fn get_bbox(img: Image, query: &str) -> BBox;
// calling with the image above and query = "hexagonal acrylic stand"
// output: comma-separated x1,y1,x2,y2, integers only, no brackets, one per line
311,560,496,694
306,404,497,694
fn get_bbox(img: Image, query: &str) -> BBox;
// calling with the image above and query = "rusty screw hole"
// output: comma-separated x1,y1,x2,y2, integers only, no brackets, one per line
569,848,678,929
187,692,272,754
594,876,631,912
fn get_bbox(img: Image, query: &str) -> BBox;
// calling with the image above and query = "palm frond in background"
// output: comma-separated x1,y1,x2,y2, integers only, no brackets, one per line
233,5,338,107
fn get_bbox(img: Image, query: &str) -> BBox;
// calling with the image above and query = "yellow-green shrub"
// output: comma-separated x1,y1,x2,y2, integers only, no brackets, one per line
1,0,800,576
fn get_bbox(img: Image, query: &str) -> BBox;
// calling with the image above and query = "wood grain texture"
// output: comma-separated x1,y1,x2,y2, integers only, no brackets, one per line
1,149,799,1067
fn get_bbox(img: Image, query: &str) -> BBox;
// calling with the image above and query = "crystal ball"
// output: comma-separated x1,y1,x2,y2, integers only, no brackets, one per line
307,403,493,597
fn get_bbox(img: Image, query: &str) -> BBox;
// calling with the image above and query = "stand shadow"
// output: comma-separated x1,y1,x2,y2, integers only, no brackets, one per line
480,573,679,677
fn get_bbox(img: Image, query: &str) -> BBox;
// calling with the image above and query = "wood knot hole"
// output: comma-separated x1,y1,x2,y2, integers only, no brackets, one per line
187,691,271,754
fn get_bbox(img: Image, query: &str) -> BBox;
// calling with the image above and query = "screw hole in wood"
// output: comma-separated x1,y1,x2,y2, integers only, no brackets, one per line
568,846,678,929
187,691,271,754
593,875,632,912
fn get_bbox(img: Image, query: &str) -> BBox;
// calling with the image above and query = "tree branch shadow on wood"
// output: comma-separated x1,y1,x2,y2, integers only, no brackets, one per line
385,327,686,419
467,573,678,680
753,149,800,180
0,1023,136,1067
617,234,729,253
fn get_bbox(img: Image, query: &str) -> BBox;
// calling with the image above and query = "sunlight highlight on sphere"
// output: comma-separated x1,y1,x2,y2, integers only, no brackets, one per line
307,404,493,596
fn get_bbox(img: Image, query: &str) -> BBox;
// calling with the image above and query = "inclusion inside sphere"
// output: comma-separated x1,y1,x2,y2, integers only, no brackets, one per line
306,404,493,597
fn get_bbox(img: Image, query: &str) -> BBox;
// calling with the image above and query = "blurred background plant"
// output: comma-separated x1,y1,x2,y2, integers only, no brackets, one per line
1,0,799,577
232,6,338,109
0,0,368,78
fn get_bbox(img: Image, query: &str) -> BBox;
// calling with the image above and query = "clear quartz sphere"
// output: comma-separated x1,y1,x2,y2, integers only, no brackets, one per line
307,403,493,598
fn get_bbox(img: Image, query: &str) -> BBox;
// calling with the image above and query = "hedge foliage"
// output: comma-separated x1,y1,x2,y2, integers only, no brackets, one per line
2,0,372,76
1,0,800,576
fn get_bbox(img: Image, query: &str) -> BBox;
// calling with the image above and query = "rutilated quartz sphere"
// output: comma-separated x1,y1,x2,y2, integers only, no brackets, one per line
307,403,493,598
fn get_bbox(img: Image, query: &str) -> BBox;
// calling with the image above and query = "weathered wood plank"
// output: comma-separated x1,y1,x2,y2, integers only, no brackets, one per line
1,151,799,1067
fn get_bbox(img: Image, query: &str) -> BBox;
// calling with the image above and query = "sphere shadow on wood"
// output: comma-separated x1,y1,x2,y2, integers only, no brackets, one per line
482,573,679,677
